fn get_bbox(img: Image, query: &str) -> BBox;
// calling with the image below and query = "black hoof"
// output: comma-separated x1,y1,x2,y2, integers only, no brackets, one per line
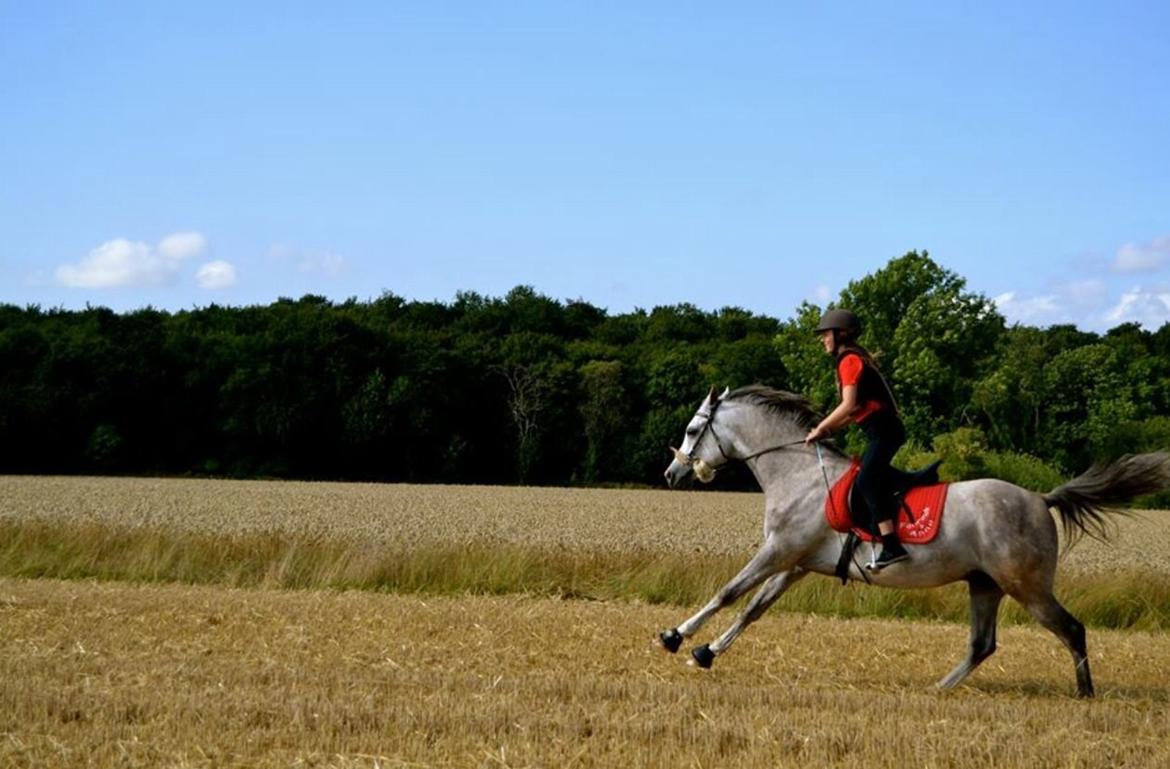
691,644,715,669
659,628,683,653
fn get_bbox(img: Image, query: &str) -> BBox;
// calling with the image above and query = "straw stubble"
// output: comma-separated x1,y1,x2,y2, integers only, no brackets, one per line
2,579,1169,769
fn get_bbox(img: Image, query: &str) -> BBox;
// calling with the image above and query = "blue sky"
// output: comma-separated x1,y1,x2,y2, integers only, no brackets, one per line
2,2,1168,330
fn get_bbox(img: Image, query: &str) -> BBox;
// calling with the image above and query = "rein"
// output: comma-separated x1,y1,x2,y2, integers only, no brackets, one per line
742,439,810,463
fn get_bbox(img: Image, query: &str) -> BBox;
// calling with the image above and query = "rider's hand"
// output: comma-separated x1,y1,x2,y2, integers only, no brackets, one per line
805,426,823,445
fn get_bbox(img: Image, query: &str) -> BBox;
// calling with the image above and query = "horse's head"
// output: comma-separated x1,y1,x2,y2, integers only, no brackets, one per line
664,385,732,489
663,384,822,489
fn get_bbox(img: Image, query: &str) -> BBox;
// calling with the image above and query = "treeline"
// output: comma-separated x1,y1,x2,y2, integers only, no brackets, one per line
2,252,1169,489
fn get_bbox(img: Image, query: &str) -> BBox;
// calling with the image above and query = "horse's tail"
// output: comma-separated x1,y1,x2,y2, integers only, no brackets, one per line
1042,451,1170,547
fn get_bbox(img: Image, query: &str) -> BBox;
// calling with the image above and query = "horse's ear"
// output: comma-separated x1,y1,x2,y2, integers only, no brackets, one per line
707,385,719,403
720,386,730,400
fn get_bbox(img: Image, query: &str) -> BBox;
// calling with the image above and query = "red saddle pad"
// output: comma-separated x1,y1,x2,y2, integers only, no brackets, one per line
824,458,948,544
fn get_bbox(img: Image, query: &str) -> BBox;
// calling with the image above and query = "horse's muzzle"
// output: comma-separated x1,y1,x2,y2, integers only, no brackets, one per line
664,447,716,488
664,460,687,489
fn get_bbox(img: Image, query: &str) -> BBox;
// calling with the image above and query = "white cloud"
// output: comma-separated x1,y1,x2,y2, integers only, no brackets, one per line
158,231,208,260
1113,235,1170,273
299,251,345,276
55,231,208,289
195,260,237,289
992,238,1170,331
268,243,347,276
56,238,167,288
993,291,1061,325
1103,285,1170,328
1057,278,1109,309
993,277,1118,328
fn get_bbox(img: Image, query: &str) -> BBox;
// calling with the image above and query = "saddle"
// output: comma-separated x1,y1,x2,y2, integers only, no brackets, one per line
826,458,946,540
825,459,948,582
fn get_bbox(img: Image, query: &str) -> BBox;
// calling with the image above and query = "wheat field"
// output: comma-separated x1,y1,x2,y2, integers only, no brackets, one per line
2,475,1168,571
2,475,1170,767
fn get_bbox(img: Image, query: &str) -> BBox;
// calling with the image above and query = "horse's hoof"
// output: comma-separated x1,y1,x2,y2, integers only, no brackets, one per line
690,644,715,669
659,628,683,653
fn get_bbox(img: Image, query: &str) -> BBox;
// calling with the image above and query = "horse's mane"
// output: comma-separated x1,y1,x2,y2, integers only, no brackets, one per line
725,385,842,455
724,384,819,428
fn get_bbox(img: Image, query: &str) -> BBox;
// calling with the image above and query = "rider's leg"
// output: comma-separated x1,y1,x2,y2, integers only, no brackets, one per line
857,411,907,568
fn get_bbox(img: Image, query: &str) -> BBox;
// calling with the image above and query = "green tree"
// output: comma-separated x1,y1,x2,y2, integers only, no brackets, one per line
891,286,1004,440
838,250,963,361
1041,344,1137,470
493,332,567,483
646,304,713,344
971,326,1048,452
932,427,988,481
634,351,705,480
774,301,836,412
5,267,1169,489
578,360,628,482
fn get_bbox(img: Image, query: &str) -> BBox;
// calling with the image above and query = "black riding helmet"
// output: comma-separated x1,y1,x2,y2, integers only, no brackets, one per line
814,308,861,337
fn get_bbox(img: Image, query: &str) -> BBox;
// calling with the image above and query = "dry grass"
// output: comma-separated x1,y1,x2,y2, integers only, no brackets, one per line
4,518,1169,631
3,475,1168,569
2,578,1169,769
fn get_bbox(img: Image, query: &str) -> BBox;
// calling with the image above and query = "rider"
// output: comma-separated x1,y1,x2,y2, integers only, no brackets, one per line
803,309,909,570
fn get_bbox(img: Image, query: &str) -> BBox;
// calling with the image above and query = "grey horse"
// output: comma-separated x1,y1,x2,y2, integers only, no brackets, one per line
659,385,1170,697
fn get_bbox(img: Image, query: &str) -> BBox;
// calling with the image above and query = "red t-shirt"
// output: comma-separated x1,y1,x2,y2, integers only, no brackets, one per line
837,353,884,424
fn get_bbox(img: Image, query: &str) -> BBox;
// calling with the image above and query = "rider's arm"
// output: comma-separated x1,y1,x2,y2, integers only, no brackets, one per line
805,384,859,443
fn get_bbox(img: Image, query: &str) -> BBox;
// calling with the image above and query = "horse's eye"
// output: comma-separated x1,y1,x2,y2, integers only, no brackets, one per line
686,428,699,437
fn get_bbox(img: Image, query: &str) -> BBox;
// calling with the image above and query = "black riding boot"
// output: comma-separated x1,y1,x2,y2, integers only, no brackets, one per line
870,531,909,570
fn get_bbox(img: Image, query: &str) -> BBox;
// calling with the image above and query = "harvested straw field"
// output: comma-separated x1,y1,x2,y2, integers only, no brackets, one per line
2,579,1169,768
2,475,1170,767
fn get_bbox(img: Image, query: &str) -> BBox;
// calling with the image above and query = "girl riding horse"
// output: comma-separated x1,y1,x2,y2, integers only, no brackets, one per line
804,308,908,570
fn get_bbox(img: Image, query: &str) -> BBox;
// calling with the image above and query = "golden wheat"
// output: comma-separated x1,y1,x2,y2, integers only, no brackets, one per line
2,476,1167,574
0,475,760,553
2,578,1168,769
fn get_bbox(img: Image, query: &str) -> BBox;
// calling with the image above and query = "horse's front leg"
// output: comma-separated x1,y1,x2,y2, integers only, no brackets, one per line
689,567,810,667
658,542,779,656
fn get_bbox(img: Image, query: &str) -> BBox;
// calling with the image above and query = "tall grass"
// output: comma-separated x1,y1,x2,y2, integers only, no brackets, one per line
3,519,1167,631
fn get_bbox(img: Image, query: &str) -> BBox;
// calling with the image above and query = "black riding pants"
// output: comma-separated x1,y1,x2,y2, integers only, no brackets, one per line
856,410,906,530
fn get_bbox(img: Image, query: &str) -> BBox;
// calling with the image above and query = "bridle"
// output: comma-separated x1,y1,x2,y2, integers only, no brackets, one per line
673,396,813,480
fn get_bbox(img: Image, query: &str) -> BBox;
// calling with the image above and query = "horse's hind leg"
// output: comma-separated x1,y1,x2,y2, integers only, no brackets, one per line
938,571,1004,690
690,568,809,668
1018,591,1094,698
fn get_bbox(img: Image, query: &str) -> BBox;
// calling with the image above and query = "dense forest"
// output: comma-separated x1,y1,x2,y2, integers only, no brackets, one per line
3,252,1170,493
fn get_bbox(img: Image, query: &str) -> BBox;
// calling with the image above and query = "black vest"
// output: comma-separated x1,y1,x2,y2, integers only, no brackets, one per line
835,349,899,417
